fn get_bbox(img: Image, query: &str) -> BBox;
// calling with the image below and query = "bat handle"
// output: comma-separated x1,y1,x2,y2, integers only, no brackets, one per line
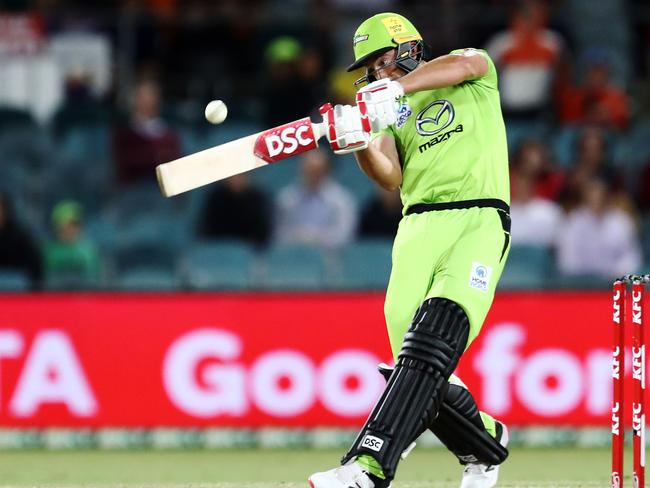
312,120,328,143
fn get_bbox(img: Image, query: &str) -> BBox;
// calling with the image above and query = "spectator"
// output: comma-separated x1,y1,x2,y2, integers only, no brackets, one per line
274,149,357,248
510,171,562,246
43,200,100,285
556,49,629,130
555,178,641,278
509,138,564,201
196,173,271,247
264,37,323,126
359,187,402,238
112,79,181,185
51,68,107,138
485,0,565,118
558,127,627,212
0,193,42,288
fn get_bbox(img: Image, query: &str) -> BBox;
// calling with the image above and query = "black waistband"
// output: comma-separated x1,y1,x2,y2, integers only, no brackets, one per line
405,198,511,261
405,198,510,216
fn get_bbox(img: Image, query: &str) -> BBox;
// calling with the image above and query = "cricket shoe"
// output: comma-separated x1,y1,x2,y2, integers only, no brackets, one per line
309,461,386,488
459,422,509,488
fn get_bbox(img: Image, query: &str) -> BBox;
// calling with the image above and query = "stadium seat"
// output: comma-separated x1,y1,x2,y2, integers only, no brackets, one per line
199,121,263,149
85,217,119,254
114,242,177,274
51,102,109,136
498,245,553,290
180,240,254,290
0,270,30,291
252,158,300,195
257,244,325,290
332,153,375,205
175,124,204,155
0,126,51,170
57,125,110,164
113,215,184,272
616,120,650,168
44,272,102,291
117,267,179,291
551,125,579,167
548,273,613,290
0,107,35,131
107,182,175,224
504,119,548,154
336,239,393,289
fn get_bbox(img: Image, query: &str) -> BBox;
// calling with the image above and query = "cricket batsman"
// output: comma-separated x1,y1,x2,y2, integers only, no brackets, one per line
309,12,511,488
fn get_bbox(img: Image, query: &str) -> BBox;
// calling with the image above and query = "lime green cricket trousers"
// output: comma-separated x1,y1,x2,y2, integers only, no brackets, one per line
384,202,510,357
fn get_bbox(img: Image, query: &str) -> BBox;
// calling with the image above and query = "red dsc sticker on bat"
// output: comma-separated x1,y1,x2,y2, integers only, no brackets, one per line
254,117,319,163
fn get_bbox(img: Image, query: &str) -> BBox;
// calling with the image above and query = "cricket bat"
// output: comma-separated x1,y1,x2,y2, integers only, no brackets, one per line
156,116,329,197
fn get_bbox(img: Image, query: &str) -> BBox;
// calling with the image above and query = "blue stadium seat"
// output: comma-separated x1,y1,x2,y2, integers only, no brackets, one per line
548,272,612,290
58,125,110,163
337,239,393,289
551,125,580,167
257,244,325,290
0,127,51,170
44,272,102,291
85,217,119,253
553,124,625,169
332,153,374,205
0,107,35,130
181,240,254,290
199,121,263,149
505,119,548,154
107,182,176,224
0,270,30,291
113,215,184,272
498,245,553,289
175,125,204,155
616,120,650,168
252,159,300,195
117,267,179,291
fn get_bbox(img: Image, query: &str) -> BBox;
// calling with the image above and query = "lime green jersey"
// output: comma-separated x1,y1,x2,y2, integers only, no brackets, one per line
380,49,509,212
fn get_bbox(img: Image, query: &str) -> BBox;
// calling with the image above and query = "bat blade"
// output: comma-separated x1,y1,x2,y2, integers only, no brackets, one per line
156,117,326,197
156,133,263,197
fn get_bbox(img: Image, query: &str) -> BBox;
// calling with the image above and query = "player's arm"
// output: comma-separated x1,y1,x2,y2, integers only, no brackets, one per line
398,50,489,93
354,50,489,130
320,104,402,191
354,134,401,191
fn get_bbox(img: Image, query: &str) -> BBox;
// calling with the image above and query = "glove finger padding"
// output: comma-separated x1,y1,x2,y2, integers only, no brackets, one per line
357,94,397,132
320,103,370,154
356,79,404,132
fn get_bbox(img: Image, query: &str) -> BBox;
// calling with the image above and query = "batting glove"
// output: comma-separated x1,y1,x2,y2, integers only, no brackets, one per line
320,103,371,155
356,79,404,132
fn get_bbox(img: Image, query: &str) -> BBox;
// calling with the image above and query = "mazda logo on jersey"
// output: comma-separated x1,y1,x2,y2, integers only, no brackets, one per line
415,100,455,136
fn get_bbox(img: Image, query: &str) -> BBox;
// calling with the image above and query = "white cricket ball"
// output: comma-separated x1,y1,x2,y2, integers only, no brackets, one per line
205,99,228,124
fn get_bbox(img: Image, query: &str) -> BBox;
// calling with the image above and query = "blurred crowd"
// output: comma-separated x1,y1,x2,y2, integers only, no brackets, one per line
0,0,650,290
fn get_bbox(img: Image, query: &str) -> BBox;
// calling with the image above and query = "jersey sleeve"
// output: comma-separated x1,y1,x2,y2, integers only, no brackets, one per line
449,48,498,90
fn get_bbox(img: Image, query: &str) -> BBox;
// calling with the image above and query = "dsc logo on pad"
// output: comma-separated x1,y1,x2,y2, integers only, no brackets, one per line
361,435,384,452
